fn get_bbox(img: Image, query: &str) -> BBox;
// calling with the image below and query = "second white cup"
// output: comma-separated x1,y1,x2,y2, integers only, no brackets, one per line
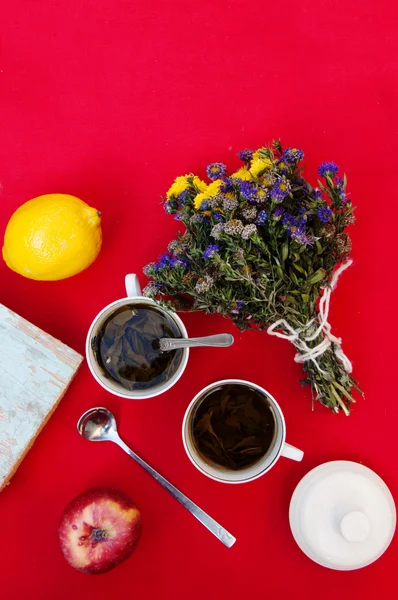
182,379,304,484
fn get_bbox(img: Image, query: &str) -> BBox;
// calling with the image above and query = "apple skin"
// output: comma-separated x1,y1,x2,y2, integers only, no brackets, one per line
58,488,142,574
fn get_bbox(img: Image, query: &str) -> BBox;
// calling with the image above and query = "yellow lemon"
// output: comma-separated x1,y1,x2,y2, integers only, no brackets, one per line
2,194,102,280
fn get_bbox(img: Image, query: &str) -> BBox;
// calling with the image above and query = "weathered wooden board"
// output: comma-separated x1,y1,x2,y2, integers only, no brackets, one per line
0,304,83,490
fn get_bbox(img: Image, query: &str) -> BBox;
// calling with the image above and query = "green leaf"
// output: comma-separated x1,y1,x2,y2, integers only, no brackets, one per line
290,270,299,286
281,242,289,262
293,263,307,275
306,268,327,286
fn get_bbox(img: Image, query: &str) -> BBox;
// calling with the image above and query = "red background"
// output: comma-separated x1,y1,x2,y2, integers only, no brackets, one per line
0,1,397,598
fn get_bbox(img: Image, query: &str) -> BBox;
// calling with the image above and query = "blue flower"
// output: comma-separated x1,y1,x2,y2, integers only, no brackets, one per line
237,149,254,162
155,252,174,270
318,161,339,177
311,188,323,200
190,214,209,224
282,148,304,165
199,200,209,211
206,163,226,180
256,210,268,225
178,189,190,205
164,200,177,214
317,206,333,223
203,244,220,259
239,180,255,200
174,213,183,221
270,178,291,203
212,210,225,222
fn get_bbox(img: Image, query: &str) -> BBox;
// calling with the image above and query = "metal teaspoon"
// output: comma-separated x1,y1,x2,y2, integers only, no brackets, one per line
158,333,234,352
77,407,236,548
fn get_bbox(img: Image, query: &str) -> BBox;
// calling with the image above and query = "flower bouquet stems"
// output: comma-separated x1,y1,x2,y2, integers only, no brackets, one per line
144,141,363,414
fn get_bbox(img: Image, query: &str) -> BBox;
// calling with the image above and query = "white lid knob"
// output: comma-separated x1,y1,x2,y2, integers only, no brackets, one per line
340,511,371,543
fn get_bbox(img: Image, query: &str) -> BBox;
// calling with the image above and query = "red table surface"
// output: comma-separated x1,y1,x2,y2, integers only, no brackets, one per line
1,1,397,598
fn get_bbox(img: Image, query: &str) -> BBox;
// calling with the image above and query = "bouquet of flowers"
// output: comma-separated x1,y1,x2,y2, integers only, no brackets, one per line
143,141,362,414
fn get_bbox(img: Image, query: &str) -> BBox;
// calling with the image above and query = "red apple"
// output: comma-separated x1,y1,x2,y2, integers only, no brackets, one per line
58,488,142,574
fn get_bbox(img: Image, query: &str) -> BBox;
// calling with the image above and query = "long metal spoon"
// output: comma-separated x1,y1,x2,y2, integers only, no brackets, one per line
77,407,236,548
158,333,234,352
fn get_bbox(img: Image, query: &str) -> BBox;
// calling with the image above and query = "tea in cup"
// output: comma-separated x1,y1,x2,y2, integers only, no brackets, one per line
182,379,304,483
86,274,189,399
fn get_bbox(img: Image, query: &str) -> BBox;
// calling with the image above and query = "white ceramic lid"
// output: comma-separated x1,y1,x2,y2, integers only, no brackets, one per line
289,461,396,570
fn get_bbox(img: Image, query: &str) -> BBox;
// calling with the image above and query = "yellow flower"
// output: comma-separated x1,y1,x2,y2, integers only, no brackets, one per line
193,180,223,210
206,179,223,197
192,176,207,193
279,182,288,192
250,158,273,177
256,189,267,199
194,192,207,210
166,175,191,199
166,174,207,199
277,161,287,172
231,168,252,181
225,192,235,200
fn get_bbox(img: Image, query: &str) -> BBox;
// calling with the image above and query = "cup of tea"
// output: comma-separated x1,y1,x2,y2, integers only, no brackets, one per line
86,274,189,399
182,379,303,483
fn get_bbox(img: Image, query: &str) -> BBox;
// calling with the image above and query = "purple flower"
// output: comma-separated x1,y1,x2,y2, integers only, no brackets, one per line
270,178,291,203
237,149,254,162
335,177,344,190
212,210,225,222
173,256,190,269
239,180,255,200
256,210,268,225
174,213,183,221
311,188,323,200
317,206,333,223
282,148,304,165
339,191,348,203
272,206,285,220
318,161,339,177
231,301,243,314
206,163,226,180
297,207,309,226
282,212,298,229
290,228,313,246
203,244,220,259
220,177,233,193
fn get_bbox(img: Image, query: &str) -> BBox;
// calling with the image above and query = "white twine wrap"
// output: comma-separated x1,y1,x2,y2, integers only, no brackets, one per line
267,260,353,376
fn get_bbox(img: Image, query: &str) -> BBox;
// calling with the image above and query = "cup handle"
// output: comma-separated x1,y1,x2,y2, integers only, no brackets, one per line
125,274,142,297
280,442,304,462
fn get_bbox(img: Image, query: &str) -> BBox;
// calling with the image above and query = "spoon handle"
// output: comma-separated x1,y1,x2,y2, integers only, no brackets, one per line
160,333,234,352
114,437,236,548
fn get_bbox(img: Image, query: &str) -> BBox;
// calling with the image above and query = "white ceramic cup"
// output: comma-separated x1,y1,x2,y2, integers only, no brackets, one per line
182,379,304,484
86,274,189,399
